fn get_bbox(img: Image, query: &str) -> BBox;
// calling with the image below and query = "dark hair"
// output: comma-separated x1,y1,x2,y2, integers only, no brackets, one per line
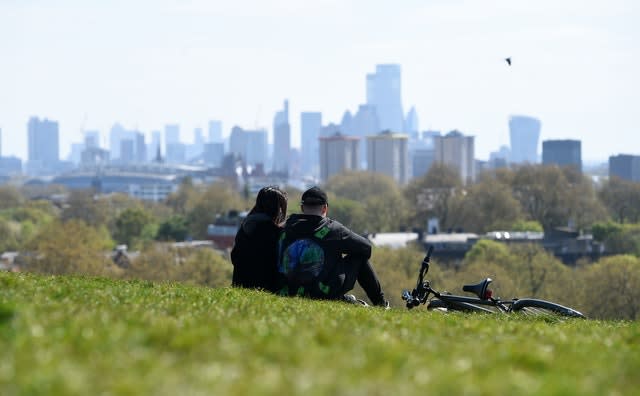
249,186,288,225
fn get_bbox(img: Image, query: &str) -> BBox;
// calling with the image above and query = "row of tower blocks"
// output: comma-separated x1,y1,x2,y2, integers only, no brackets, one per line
7,64,640,184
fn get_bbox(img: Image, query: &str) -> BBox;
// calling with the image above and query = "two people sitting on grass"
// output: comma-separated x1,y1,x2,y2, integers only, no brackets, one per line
231,185,388,308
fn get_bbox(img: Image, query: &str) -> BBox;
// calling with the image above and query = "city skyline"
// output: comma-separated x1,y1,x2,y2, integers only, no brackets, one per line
1,0,638,162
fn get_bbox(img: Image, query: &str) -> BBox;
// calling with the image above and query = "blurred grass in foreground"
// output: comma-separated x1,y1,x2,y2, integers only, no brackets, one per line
1,271,638,395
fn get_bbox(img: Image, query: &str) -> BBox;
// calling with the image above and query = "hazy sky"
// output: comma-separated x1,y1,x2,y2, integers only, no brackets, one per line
1,0,638,162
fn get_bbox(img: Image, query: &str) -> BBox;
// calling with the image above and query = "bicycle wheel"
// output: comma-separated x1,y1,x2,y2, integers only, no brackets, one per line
511,298,585,319
427,299,497,313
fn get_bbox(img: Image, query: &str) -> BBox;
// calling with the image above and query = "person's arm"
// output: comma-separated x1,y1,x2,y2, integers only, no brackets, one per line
336,223,372,258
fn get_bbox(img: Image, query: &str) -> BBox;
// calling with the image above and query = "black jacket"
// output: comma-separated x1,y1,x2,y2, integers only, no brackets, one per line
230,213,281,292
278,214,372,297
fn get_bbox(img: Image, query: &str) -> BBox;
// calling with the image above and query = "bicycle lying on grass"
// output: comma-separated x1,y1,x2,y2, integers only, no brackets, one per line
402,246,585,319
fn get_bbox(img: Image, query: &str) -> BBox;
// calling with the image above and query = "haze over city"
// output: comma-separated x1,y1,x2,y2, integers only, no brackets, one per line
1,0,638,162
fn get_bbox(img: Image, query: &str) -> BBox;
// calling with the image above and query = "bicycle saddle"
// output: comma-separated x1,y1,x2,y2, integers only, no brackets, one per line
462,278,493,299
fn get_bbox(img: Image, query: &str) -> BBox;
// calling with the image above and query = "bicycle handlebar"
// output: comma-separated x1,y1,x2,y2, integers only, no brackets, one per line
403,245,435,309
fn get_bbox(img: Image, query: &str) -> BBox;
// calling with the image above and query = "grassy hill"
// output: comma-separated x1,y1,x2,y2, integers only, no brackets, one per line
1,271,638,395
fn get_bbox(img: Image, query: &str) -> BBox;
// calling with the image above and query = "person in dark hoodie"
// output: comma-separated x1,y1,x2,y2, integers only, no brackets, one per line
231,186,287,292
278,186,389,308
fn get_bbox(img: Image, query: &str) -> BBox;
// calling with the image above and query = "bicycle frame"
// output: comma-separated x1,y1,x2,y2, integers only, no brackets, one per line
404,246,513,312
402,246,586,318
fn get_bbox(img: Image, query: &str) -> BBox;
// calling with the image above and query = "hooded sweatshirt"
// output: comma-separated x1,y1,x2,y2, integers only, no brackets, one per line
230,212,281,291
278,213,372,297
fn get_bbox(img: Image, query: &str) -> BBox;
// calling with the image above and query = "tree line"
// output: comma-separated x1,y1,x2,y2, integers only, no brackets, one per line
0,163,639,319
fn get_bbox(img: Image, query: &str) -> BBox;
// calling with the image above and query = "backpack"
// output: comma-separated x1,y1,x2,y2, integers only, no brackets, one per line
277,226,334,298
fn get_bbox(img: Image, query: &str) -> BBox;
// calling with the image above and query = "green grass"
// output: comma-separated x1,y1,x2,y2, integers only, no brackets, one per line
1,272,639,396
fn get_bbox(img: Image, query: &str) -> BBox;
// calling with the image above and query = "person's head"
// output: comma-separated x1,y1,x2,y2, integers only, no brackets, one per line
300,186,328,217
249,186,288,225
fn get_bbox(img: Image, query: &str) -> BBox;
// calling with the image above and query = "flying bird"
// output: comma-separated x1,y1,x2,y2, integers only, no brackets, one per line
505,57,512,66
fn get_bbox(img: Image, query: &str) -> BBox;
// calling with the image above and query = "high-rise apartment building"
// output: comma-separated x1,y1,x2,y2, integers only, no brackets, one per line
609,154,640,182
412,148,435,179
542,139,582,172
273,100,290,175
433,130,475,184
300,112,322,177
319,133,360,182
509,115,541,164
229,126,268,168
366,131,409,185
366,64,404,133
27,116,59,173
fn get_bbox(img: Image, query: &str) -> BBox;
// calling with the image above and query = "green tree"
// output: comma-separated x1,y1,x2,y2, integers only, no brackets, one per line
510,165,572,231
0,204,56,252
113,207,156,248
176,248,233,287
510,220,543,232
324,171,408,232
165,177,199,215
404,163,463,232
599,177,640,224
582,255,640,320
61,190,110,228
592,221,640,256
326,196,368,233
455,174,523,233
186,182,245,239
0,185,24,210
25,219,114,276
561,166,609,230
125,244,178,281
508,165,607,232
157,215,189,241
0,220,20,252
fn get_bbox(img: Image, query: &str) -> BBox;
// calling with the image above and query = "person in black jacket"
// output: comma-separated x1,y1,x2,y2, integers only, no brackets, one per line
278,186,388,307
231,186,287,292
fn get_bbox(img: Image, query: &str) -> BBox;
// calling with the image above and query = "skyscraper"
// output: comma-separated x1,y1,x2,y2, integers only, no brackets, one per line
135,131,146,163
164,124,180,145
110,123,136,161
509,115,541,164
542,139,582,172
27,116,59,173
366,64,404,133
208,120,223,143
433,130,475,184
366,131,410,185
404,106,419,138
319,133,360,182
609,154,640,182
272,100,290,175
300,112,322,177
164,124,182,163
84,130,100,148
149,130,161,162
